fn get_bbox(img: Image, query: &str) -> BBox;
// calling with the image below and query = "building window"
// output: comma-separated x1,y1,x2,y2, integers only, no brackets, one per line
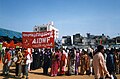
44,27,47,31
40,28,43,31
35,28,37,31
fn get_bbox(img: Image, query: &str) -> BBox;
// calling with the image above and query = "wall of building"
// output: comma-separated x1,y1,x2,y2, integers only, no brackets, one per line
33,22,59,40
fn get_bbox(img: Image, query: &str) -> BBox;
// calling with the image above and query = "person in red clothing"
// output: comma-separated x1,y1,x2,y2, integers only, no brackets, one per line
60,50,66,75
2,48,11,75
50,49,60,76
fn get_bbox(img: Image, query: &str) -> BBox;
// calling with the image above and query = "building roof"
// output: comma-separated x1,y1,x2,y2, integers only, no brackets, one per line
0,28,22,38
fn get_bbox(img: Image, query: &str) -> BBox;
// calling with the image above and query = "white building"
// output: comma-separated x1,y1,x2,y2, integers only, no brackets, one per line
33,22,59,39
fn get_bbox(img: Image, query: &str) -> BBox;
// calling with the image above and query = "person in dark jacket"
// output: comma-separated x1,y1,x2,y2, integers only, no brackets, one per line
106,49,115,75
39,49,43,68
31,49,40,70
43,49,52,75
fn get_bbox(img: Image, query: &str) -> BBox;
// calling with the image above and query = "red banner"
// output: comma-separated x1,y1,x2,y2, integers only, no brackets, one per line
22,30,54,48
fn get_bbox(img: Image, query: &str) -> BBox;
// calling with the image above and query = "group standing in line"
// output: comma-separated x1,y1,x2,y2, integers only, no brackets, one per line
0,45,120,79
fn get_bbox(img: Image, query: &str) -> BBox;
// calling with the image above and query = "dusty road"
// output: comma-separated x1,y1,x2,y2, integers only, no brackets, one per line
0,63,120,79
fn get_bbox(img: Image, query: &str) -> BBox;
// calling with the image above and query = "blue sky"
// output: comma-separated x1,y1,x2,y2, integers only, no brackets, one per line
0,0,120,38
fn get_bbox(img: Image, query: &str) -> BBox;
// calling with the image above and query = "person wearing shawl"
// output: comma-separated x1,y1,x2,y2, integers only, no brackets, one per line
60,49,66,75
93,45,111,79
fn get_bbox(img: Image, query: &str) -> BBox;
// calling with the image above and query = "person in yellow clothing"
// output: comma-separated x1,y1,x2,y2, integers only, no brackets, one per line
15,49,23,78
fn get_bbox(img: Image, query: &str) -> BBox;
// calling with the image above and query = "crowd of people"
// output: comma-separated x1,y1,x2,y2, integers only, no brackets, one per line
0,45,120,79
0,48,32,79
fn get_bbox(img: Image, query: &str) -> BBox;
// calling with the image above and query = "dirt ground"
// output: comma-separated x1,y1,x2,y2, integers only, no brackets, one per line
0,63,120,79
